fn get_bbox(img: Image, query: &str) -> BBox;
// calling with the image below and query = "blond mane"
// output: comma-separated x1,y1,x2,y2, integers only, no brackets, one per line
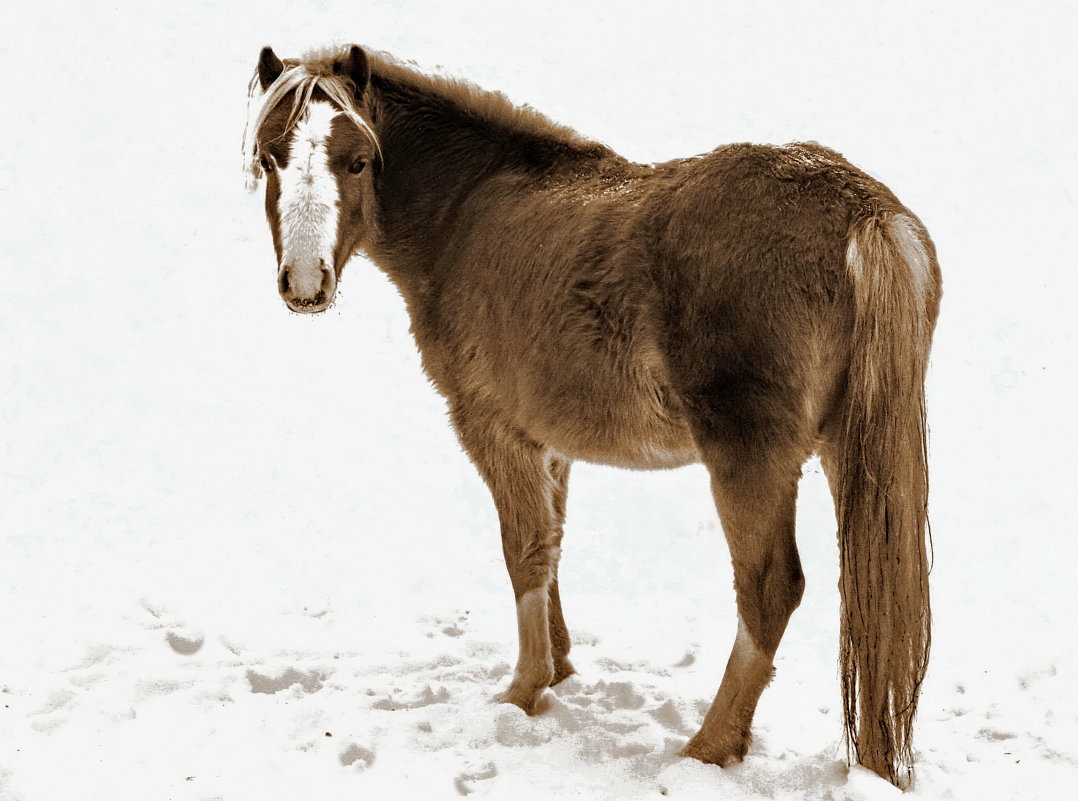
242,57,380,192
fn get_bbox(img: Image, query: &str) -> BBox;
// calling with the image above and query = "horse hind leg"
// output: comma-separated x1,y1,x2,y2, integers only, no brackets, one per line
545,455,575,685
455,415,573,713
682,439,806,766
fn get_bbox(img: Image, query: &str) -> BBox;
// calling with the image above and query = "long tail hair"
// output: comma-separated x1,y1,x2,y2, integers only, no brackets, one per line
836,212,940,787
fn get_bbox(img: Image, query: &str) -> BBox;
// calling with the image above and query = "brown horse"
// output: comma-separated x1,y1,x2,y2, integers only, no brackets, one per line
243,44,941,788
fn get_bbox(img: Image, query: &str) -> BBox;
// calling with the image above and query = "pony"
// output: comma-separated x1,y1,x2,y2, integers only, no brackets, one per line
242,44,941,788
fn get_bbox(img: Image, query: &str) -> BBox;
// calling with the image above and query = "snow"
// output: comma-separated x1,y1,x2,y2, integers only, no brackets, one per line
2,1,1077,799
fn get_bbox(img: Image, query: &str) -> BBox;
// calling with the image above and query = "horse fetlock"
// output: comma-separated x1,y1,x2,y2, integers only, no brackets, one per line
550,654,576,686
521,654,556,689
497,660,554,715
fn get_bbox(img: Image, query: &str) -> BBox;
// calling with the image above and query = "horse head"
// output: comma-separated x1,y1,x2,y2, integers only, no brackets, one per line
245,45,380,313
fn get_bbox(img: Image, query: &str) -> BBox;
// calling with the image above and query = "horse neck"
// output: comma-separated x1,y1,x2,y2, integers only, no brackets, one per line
368,99,490,265
363,72,607,293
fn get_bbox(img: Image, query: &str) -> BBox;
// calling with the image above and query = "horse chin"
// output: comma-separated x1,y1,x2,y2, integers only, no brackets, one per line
282,292,335,314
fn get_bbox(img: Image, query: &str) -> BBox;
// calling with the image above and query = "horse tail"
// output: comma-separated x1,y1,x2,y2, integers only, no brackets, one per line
834,211,939,787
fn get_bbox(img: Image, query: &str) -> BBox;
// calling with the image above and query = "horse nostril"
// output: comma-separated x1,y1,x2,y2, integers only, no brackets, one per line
320,268,334,294
278,267,291,295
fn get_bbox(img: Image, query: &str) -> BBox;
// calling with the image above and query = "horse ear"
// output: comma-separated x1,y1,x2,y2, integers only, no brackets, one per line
340,45,371,95
258,46,284,90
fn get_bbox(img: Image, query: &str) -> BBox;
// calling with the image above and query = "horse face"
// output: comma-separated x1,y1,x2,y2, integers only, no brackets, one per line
254,46,376,314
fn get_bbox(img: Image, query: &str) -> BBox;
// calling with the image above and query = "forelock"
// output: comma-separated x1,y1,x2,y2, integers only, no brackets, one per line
242,61,380,192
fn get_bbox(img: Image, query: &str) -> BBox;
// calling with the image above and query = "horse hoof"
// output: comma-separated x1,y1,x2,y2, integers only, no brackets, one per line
679,733,749,767
494,684,550,715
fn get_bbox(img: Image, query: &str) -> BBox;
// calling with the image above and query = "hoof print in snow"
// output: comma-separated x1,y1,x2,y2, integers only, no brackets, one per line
373,684,450,711
166,630,204,655
482,661,512,682
246,667,326,695
1017,664,1057,690
583,679,646,712
673,651,695,668
422,611,469,638
493,704,556,747
648,700,690,734
339,743,376,769
978,727,1018,742
454,761,497,795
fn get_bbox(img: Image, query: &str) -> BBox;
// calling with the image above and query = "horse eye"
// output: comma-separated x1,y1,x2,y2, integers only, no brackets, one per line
259,154,275,174
348,159,367,175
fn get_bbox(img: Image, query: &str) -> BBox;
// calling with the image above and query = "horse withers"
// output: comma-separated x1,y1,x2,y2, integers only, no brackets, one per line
243,44,941,788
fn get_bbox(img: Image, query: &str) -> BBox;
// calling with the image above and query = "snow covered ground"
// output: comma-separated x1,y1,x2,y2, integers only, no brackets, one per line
3,1,1077,798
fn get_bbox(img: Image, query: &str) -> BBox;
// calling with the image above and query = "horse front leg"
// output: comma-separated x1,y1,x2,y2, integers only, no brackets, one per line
455,415,572,713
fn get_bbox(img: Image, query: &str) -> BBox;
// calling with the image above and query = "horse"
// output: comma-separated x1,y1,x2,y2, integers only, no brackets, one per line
242,44,941,788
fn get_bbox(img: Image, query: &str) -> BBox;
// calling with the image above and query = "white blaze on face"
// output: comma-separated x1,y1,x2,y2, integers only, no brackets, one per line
277,100,341,294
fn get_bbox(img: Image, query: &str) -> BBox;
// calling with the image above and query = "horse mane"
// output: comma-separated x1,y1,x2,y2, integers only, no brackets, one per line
242,47,381,192
360,50,611,162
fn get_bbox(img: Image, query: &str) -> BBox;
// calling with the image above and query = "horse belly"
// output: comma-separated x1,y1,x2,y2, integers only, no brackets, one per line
614,438,700,470
523,368,699,471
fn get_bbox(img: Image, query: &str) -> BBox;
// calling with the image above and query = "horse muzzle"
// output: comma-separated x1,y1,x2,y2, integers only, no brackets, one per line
277,259,336,314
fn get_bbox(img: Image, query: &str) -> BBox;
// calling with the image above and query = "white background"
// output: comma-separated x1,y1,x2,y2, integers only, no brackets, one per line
2,1,1076,799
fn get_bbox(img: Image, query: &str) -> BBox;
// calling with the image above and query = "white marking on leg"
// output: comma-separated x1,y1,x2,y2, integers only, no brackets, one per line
732,614,765,671
277,101,340,292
